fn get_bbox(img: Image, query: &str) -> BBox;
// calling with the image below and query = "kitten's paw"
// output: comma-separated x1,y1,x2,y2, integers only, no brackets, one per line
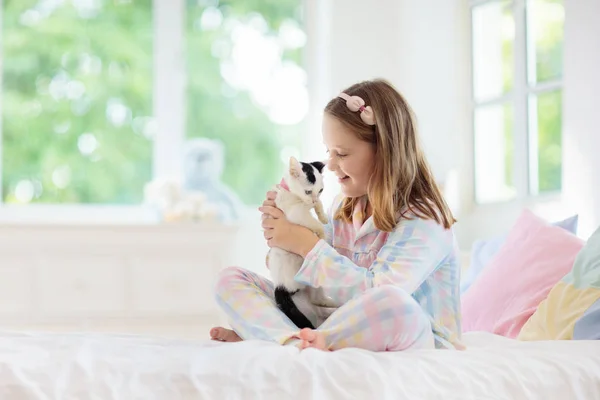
317,214,328,224
310,289,337,308
316,298,338,308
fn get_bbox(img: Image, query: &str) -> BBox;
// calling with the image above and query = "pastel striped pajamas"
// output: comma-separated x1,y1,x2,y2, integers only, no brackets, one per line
214,196,463,351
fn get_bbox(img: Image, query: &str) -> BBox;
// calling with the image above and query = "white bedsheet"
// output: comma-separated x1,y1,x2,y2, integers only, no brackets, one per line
0,331,599,400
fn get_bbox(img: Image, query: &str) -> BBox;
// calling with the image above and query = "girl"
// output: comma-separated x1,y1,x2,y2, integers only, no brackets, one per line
210,79,463,351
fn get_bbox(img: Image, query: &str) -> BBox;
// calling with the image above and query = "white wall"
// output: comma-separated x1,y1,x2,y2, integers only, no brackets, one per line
562,0,600,239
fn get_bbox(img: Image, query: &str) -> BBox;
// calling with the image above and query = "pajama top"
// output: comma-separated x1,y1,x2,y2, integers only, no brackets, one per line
295,195,463,349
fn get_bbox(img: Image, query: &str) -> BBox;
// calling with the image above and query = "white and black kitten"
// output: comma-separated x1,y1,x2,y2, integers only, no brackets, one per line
267,156,331,329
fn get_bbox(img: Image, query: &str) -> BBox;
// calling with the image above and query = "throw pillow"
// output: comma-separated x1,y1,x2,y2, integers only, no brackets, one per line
461,209,585,338
518,225,600,341
461,214,578,294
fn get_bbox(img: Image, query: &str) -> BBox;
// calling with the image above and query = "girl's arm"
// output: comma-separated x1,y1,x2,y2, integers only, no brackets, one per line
294,217,455,305
264,192,339,268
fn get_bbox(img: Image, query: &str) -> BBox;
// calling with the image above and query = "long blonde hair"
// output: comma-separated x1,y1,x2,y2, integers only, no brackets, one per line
325,79,456,232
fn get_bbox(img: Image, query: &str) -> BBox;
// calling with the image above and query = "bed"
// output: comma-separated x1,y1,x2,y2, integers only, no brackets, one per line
1,221,599,399
1,330,599,399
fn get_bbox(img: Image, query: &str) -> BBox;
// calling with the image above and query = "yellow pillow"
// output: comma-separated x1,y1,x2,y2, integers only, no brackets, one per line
518,281,600,340
519,226,600,341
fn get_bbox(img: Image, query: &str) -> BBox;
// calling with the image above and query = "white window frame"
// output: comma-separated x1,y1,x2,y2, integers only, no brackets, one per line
0,0,321,224
469,0,564,206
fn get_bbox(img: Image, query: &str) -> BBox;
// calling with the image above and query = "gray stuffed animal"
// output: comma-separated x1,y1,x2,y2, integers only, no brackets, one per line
182,138,244,222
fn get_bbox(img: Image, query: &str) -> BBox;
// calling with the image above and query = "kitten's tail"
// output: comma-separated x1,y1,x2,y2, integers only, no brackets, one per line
274,286,315,330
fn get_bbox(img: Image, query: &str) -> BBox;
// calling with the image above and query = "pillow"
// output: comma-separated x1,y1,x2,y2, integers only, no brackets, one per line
461,209,585,338
573,298,600,340
461,214,578,294
518,225,600,341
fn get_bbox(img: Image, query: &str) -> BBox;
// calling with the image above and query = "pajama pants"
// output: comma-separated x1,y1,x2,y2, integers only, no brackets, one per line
214,266,435,351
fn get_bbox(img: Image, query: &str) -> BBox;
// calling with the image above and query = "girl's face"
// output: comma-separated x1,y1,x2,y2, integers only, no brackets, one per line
322,113,376,198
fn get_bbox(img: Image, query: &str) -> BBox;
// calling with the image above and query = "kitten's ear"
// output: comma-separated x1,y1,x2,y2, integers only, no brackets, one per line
310,161,325,173
289,156,302,178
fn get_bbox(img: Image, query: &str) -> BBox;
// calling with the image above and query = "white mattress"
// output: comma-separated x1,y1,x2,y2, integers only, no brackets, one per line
0,331,599,399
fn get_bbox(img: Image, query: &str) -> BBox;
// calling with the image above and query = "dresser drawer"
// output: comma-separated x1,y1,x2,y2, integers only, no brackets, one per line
0,260,35,316
36,255,128,317
130,254,219,315
0,223,238,336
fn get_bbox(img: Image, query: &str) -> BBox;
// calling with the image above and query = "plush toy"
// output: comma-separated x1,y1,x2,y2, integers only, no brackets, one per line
181,138,244,223
143,177,217,223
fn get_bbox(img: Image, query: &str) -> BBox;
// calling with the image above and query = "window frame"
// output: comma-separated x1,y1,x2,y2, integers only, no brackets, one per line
0,0,317,224
469,0,564,206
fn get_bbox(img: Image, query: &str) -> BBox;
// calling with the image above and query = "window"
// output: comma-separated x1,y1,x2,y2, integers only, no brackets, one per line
470,0,564,204
1,0,307,209
2,0,153,204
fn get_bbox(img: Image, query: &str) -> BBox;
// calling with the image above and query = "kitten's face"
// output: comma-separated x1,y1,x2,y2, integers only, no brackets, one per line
287,157,325,206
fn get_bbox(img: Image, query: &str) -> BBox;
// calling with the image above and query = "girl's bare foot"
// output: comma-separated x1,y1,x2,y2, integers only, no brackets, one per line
210,327,242,342
297,328,329,351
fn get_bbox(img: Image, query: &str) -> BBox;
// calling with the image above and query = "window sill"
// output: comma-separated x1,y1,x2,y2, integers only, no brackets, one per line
473,191,563,208
0,204,256,228
461,191,581,234
469,192,574,223
0,204,161,226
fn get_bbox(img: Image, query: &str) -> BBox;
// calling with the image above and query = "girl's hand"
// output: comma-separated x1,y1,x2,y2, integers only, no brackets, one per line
262,189,277,208
261,190,278,250
260,205,320,257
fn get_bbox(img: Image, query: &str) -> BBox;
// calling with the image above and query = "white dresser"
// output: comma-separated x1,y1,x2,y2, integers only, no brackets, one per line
0,222,240,340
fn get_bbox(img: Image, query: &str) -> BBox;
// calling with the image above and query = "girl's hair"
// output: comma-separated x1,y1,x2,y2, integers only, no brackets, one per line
324,78,456,232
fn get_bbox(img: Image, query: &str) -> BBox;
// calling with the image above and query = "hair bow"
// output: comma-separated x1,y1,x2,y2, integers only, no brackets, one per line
338,92,376,125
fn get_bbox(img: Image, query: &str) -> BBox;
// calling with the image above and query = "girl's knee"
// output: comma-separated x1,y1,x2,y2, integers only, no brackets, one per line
214,266,249,297
368,286,423,314
370,286,433,350
368,285,413,303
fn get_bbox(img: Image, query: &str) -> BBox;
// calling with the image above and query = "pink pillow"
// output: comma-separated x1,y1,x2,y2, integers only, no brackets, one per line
461,208,585,338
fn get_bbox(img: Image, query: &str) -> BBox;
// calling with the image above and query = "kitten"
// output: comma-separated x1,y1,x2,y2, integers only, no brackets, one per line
267,156,329,329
